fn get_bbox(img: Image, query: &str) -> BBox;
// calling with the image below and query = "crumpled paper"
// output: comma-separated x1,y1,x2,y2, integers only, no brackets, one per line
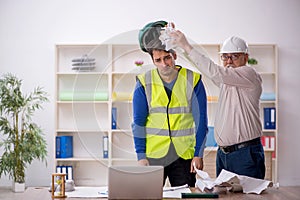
159,22,176,51
195,168,273,194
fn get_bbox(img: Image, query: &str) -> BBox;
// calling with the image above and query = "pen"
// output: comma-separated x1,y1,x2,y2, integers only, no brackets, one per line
98,191,108,195
181,192,219,198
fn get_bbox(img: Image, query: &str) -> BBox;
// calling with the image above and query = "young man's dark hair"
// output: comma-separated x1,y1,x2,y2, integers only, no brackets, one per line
145,38,175,58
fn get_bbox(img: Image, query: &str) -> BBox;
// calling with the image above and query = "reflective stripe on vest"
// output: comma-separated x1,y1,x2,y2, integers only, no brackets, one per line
138,68,201,159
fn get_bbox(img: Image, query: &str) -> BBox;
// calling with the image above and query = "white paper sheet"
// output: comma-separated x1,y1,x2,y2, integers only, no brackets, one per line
65,186,108,198
64,185,191,198
195,168,273,194
163,184,191,198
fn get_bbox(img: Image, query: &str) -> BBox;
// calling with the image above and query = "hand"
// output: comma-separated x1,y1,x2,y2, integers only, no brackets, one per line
169,30,194,54
138,159,149,166
190,157,203,173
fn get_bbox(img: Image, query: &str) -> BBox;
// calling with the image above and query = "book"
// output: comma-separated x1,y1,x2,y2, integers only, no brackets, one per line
56,136,73,158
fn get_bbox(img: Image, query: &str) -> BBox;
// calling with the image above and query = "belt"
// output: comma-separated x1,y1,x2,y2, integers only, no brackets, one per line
219,137,261,154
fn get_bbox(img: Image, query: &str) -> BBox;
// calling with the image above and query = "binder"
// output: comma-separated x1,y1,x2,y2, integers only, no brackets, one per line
261,136,276,158
56,136,73,158
261,136,266,147
55,165,63,182
261,136,270,149
205,126,217,147
264,107,276,129
112,107,117,129
56,165,72,180
270,136,276,158
103,135,108,158
265,137,270,149
56,165,62,174
60,165,67,179
67,166,73,180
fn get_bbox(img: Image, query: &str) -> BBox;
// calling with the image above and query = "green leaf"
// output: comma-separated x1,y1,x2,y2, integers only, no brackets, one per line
248,58,258,65
0,73,48,182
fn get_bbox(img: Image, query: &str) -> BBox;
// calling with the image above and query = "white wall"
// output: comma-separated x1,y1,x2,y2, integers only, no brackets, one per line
0,0,299,186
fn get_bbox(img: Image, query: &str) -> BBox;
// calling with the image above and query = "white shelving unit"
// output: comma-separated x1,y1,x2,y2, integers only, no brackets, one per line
55,44,152,186
250,44,278,182
55,43,278,186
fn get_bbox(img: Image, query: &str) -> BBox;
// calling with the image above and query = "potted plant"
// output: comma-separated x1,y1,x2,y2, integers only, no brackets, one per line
248,57,258,65
0,73,48,192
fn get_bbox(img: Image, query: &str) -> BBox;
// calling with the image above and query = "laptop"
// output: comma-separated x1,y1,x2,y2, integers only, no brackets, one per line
108,165,164,199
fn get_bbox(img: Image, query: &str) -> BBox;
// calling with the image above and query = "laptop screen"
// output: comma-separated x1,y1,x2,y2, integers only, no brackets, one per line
108,165,164,200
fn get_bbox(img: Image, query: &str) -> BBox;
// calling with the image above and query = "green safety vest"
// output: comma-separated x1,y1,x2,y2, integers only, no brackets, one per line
137,68,201,159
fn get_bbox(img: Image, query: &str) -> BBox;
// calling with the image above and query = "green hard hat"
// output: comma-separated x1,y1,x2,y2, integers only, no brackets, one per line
138,20,168,52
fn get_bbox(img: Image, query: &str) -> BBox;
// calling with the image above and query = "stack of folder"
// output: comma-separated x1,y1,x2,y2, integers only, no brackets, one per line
56,165,73,180
71,54,96,71
261,136,276,158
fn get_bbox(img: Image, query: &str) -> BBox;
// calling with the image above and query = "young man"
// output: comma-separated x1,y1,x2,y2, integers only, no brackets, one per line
170,28,265,179
131,21,208,187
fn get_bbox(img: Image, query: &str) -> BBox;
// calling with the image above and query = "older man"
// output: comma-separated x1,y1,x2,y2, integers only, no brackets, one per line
171,29,265,179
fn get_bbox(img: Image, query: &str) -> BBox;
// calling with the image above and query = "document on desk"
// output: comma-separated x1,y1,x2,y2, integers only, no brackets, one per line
65,186,108,198
65,185,190,198
195,168,273,194
163,184,191,198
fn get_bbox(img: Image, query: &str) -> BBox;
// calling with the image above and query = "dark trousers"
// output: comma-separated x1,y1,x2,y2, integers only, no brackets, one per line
148,143,196,187
216,141,266,179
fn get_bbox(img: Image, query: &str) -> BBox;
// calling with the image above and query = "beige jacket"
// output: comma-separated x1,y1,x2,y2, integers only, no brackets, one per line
187,48,262,146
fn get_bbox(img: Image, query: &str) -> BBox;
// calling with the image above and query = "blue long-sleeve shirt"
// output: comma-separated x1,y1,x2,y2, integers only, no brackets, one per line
131,68,208,160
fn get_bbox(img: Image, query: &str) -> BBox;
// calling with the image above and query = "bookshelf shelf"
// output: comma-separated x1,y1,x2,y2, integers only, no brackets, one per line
57,101,110,104
56,157,108,162
111,129,132,133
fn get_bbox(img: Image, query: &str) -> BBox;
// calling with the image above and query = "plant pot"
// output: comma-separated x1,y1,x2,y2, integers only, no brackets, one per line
12,182,25,193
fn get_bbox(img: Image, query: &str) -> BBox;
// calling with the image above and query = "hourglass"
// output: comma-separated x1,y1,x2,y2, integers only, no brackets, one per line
51,173,67,198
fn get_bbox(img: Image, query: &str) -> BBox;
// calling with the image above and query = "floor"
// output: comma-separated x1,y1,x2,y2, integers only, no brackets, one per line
0,187,20,199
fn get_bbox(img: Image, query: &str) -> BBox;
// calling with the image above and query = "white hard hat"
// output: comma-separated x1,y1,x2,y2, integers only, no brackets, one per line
219,36,248,54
